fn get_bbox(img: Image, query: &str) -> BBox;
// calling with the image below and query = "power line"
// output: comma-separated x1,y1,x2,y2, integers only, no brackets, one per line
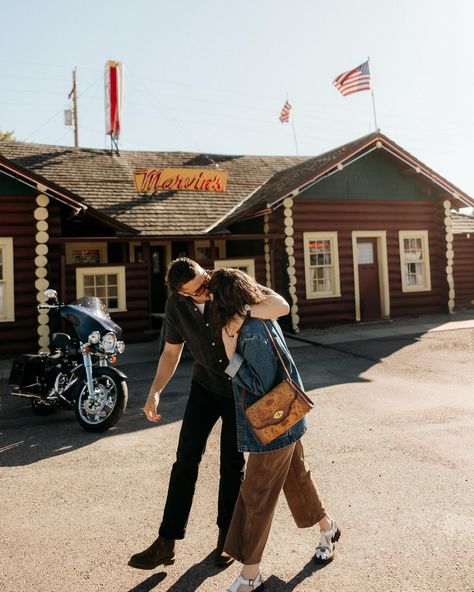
21,73,101,142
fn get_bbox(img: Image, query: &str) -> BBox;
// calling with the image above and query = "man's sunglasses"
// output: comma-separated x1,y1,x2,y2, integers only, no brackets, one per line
179,274,211,298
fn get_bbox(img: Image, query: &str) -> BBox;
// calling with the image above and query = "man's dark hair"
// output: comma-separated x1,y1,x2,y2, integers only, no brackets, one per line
209,268,266,329
166,257,202,292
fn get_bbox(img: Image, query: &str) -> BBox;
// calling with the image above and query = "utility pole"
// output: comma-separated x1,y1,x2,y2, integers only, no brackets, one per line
68,68,79,147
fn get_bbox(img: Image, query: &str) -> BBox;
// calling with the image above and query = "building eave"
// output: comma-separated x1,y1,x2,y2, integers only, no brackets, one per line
267,134,474,211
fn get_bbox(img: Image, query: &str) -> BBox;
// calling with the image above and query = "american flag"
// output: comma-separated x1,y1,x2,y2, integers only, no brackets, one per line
279,100,292,123
333,61,372,96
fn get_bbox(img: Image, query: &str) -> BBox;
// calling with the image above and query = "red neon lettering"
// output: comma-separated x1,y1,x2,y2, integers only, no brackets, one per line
143,170,162,192
161,177,175,190
175,175,185,190
212,176,224,191
194,172,205,190
137,169,226,192
184,176,196,189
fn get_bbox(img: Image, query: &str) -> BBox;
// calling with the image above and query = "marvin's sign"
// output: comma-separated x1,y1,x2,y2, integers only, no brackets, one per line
134,168,228,193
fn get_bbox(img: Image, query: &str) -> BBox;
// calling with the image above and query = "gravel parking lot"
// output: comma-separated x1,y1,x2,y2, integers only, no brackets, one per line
1,325,473,592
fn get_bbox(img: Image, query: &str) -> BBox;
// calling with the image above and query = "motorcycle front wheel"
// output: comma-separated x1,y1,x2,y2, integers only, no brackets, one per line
73,367,128,432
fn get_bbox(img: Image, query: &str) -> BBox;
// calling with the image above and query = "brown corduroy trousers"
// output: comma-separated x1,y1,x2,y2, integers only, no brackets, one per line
224,439,327,564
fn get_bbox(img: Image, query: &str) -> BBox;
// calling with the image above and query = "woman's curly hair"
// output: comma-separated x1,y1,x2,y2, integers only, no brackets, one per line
208,268,267,330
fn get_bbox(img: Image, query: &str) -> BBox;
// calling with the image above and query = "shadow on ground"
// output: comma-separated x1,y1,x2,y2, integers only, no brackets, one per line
0,334,421,468
125,551,232,592
124,555,328,592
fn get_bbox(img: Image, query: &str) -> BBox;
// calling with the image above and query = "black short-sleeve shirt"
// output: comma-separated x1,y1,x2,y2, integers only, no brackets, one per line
165,293,233,397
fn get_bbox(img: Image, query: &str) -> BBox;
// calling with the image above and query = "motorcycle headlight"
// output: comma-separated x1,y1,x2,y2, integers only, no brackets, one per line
88,330,101,344
100,332,117,353
116,341,125,354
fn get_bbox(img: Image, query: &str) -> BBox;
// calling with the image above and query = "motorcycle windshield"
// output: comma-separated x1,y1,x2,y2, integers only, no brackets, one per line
60,296,122,341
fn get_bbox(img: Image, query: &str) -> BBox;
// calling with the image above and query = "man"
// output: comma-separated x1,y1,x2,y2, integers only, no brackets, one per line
128,257,289,570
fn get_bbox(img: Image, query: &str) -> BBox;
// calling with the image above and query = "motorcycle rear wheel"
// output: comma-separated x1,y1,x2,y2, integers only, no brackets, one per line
73,368,128,432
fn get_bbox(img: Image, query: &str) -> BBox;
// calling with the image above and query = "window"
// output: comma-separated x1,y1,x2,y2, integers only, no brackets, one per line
66,242,107,264
303,232,341,299
214,258,255,278
399,231,431,292
195,240,226,261
0,237,14,322
76,266,126,312
129,242,144,263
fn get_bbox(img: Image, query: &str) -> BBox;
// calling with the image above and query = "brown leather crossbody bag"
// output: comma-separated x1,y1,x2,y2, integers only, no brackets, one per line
241,320,314,446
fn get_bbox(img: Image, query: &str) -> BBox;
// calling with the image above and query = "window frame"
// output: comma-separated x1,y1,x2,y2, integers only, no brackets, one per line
0,237,15,322
303,232,341,299
75,266,127,312
398,230,432,293
66,242,108,265
213,258,255,278
195,239,226,261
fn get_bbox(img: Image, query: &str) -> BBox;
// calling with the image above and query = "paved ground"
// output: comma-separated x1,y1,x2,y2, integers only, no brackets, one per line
1,313,473,592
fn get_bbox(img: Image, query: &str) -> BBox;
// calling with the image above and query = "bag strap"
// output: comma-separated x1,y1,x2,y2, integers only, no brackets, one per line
235,327,249,411
238,319,292,411
257,319,292,382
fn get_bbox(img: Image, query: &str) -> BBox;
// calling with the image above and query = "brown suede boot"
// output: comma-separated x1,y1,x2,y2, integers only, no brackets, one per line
213,529,234,567
128,536,176,570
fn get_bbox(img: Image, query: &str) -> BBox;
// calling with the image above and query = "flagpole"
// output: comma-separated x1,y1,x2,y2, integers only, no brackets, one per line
368,56,379,131
291,120,299,155
287,93,299,155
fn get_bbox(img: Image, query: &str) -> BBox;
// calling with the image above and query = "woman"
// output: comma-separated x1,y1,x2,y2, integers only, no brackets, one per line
208,268,340,592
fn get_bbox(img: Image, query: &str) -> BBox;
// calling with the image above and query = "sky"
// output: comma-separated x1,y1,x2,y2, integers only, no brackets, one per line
1,0,473,203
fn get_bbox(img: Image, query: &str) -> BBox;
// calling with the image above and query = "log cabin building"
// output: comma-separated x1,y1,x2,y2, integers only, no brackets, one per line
0,131,473,356
451,212,474,308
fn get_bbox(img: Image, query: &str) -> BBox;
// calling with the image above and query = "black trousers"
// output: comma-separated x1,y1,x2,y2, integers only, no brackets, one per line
159,380,245,540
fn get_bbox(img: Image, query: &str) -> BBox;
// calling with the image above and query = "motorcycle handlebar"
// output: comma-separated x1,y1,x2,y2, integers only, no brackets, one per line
37,303,60,310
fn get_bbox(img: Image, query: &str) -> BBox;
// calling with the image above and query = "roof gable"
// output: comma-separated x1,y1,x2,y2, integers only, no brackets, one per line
0,151,86,212
0,149,135,234
212,132,474,230
301,149,438,202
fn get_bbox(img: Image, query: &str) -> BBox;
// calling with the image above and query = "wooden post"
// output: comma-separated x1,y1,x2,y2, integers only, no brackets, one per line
71,69,79,147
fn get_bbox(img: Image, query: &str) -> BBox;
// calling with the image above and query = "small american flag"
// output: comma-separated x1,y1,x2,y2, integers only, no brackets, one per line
279,100,292,123
333,61,372,96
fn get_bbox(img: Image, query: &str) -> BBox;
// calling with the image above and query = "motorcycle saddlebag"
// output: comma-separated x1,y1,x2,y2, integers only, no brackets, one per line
9,355,46,388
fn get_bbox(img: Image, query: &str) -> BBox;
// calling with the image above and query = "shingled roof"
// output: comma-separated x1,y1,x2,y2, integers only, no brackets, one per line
2,134,471,237
210,132,474,231
452,212,474,234
0,141,305,236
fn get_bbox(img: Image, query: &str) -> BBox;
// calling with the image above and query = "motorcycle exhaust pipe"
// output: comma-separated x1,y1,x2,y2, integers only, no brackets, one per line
12,391,43,400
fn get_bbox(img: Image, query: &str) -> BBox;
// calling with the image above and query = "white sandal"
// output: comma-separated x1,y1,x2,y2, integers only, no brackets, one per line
227,572,264,591
314,518,341,564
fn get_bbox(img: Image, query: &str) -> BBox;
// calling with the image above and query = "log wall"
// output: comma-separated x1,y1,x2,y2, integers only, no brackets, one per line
269,199,448,328
453,234,474,307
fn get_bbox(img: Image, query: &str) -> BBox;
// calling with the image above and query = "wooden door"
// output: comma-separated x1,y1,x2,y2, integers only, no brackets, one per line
357,238,381,321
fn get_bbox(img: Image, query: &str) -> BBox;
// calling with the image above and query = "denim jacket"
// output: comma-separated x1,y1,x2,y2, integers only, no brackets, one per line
225,319,308,453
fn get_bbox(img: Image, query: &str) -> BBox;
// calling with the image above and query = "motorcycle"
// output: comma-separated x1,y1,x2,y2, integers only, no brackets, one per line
9,289,128,432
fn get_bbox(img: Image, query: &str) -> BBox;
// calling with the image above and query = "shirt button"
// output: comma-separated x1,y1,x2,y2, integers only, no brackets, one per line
228,377,232,380
206,323,209,327
211,342,215,346
219,359,222,363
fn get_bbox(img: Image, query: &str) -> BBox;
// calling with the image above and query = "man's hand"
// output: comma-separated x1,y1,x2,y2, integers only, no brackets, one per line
143,391,162,422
